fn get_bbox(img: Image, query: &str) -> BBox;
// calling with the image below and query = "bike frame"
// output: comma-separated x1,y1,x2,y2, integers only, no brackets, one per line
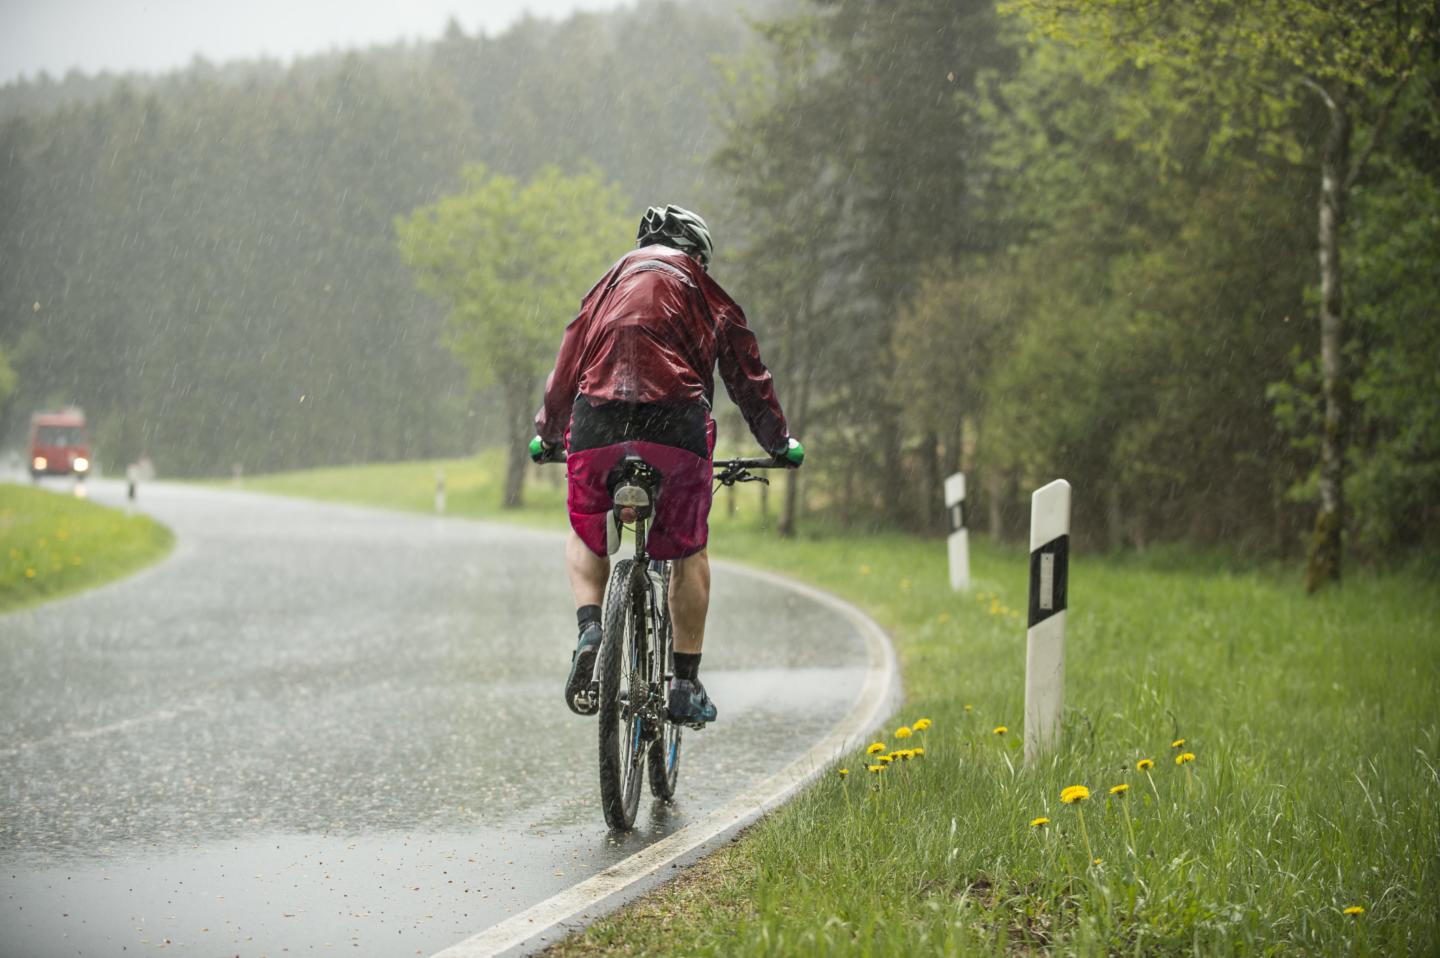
540,448,790,828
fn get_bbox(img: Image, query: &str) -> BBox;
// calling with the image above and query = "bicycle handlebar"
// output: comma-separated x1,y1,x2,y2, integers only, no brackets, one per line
533,450,790,470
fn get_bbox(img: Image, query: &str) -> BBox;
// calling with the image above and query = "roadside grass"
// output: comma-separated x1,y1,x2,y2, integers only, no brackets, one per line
0,482,175,613
244,454,1439,955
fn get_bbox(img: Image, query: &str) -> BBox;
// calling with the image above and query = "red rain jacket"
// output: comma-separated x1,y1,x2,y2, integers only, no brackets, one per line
535,245,789,452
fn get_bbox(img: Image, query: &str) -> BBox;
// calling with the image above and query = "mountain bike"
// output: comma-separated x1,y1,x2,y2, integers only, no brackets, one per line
540,449,785,830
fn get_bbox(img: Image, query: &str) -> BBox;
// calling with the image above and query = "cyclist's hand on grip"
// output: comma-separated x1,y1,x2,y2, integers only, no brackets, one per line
529,435,561,464
773,436,804,468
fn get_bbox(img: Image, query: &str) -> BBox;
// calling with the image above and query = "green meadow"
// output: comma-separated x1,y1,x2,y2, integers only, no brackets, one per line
244,454,1438,955
0,483,174,613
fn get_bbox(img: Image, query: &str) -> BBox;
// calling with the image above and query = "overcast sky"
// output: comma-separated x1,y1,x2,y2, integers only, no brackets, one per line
0,0,631,84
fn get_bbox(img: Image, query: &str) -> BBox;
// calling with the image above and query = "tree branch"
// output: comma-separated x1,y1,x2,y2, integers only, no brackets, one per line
1345,70,1412,190
1298,74,1338,113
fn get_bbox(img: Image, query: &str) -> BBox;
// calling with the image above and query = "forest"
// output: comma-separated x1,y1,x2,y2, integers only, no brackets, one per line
2,0,1436,582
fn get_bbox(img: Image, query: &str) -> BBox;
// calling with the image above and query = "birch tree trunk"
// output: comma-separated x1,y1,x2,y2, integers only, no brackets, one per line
1304,86,1351,592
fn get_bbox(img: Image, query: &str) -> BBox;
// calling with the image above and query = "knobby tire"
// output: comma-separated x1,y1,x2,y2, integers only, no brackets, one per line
598,559,646,830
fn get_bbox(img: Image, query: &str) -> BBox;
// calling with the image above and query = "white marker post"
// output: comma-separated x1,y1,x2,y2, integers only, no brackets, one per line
1025,479,1071,767
944,472,970,592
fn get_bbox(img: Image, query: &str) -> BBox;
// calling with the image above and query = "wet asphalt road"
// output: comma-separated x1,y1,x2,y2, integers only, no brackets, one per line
0,478,869,957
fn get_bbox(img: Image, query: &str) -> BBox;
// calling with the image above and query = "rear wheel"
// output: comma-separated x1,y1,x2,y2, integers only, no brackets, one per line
598,560,647,830
648,562,682,800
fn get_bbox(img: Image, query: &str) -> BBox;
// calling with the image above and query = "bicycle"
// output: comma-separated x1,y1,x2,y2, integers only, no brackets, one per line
537,447,786,830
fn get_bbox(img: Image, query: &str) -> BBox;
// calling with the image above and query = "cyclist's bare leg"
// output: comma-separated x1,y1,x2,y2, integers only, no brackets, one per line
669,548,710,654
566,530,609,607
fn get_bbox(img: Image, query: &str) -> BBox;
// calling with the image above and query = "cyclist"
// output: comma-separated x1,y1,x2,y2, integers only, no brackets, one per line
530,204,803,729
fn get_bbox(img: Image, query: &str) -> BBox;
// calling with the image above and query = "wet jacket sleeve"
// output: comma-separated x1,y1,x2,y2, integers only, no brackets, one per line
535,310,585,444
714,299,789,452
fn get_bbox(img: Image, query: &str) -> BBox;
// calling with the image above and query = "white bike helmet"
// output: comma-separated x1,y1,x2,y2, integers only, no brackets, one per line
636,205,713,268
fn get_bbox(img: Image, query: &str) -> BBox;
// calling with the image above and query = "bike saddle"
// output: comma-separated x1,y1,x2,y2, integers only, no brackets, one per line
604,456,662,555
605,455,662,522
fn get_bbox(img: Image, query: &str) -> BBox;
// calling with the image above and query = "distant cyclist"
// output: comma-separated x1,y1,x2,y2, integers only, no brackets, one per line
531,205,803,728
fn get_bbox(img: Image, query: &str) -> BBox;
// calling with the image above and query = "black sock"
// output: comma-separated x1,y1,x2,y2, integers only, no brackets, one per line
674,652,701,682
577,605,601,631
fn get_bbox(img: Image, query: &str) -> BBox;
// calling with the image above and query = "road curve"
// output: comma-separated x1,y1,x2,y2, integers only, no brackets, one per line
0,478,896,957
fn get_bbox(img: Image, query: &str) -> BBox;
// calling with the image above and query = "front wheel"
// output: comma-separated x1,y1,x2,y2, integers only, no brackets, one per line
598,559,647,830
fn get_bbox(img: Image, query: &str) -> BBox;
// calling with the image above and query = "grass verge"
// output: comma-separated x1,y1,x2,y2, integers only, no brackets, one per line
244,453,1439,955
0,482,175,614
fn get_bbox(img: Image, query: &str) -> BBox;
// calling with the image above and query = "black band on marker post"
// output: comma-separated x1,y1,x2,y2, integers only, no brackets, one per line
1027,534,1069,628
948,503,964,535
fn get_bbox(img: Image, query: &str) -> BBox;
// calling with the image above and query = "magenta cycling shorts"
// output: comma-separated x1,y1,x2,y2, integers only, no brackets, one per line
564,397,717,561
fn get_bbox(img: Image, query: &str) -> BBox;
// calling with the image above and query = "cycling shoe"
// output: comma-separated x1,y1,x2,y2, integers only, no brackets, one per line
565,622,602,716
667,677,718,729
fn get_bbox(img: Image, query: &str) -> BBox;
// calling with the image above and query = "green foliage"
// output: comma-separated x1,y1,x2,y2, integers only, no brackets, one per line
1347,155,1440,554
396,164,629,399
999,0,1431,171
0,483,174,612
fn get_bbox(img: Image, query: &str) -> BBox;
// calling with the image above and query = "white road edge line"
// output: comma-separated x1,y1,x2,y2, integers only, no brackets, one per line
429,560,902,958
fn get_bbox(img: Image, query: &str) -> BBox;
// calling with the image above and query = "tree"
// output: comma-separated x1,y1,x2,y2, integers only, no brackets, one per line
396,164,630,507
999,0,1438,587
712,0,1014,533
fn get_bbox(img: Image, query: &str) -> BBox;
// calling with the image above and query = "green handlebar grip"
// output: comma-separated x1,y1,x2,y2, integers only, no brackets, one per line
784,437,805,466
528,435,545,460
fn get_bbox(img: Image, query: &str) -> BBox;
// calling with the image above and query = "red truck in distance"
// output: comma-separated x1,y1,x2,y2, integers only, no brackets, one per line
29,409,91,481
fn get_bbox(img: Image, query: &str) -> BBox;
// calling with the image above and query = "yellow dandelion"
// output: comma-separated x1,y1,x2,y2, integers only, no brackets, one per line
25,568,36,579
913,718,932,730
912,747,925,756
1060,785,1090,804
859,565,872,575
964,704,973,712
838,768,850,776
1171,738,1186,749
866,742,885,755
895,726,913,739
1175,752,1196,765
1137,758,1155,771
1092,857,1102,865
878,754,894,764
56,529,69,540
936,613,951,624
992,725,1007,735
867,764,885,774
1109,783,1130,796
1343,906,1365,916
1030,816,1050,828
71,557,82,565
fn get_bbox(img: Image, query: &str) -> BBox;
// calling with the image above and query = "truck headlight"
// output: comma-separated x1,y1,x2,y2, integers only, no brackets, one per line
33,456,47,470
73,457,90,472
